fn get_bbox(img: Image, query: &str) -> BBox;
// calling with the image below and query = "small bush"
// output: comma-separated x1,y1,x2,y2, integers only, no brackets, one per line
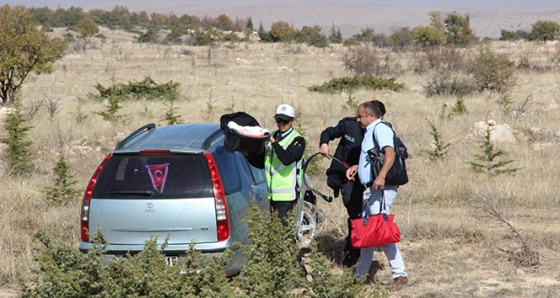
423,119,451,161
499,29,522,41
467,126,519,175
425,71,478,97
529,20,560,42
309,75,404,94
295,25,329,48
160,97,183,125
0,104,35,175
414,46,467,74
92,76,182,101
342,45,402,76
468,47,517,93
44,155,81,207
390,27,415,51
413,25,446,47
95,91,127,123
427,46,467,73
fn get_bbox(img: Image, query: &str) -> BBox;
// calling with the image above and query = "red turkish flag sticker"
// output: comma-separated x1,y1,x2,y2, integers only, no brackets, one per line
146,163,169,193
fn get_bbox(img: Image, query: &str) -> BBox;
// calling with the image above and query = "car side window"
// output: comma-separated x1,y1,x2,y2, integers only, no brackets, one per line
249,162,266,184
212,146,242,194
236,153,256,185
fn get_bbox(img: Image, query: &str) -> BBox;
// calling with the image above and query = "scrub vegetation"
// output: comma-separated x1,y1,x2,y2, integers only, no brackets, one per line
1,4,560,297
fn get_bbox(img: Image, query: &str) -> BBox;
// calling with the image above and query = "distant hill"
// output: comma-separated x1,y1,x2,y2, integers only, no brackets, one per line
27,1,560,38
100,2,560,38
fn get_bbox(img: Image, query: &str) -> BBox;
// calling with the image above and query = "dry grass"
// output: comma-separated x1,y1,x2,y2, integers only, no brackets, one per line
1,29,560,296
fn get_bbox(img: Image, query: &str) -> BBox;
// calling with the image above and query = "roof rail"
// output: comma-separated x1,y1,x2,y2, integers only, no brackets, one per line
114,123,156,150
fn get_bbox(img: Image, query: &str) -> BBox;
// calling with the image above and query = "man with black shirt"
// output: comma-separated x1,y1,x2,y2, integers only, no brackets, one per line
319,117,364,267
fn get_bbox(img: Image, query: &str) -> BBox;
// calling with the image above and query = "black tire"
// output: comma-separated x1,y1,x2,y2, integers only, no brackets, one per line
297,201,325,246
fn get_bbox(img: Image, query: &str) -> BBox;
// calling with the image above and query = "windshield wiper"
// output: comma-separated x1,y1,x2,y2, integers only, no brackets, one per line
108,190,154,196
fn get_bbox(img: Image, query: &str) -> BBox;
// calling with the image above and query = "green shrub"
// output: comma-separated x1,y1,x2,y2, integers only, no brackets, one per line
20,200,377,297
92,76,181,101
308,75,404,94
467,126,519,175
529,20,560,42
0,104,35,175
423,119,451,160
160,97,183,125
295,25,329,48
270,21,295,42
328,25,343,44
233,204,303,297
425,71,478,97
307,240,372,298
20,230,233,298
444,11,476,46
95,91,127,123
468,47,517,93
44,155,81,207
413,25,446,47
499,29,522,41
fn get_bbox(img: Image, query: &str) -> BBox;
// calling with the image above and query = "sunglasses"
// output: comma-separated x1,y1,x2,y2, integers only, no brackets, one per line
275,118,290,124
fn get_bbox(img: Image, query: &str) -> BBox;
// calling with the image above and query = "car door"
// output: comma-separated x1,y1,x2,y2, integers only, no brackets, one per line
232,153,267,212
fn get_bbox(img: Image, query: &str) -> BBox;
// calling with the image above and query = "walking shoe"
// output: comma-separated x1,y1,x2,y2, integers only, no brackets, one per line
391,276,408,292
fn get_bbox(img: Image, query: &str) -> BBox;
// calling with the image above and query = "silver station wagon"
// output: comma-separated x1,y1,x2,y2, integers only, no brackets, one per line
79,123,323,276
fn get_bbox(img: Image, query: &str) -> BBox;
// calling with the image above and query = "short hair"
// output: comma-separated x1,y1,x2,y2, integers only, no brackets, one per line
361,100,386,117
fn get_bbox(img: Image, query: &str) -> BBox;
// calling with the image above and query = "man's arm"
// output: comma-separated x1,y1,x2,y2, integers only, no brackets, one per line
273,136,306,165
319,119,346,157
372,146,395,190
319,119,346,145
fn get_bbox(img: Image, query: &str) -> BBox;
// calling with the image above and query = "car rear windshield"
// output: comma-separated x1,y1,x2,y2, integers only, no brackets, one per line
92,154,213,199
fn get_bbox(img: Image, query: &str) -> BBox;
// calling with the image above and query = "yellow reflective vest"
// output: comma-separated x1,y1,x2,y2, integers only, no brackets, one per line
264,130,303,202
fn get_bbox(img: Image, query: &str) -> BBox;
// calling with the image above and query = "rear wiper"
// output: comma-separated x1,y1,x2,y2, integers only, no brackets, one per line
108,190,154,196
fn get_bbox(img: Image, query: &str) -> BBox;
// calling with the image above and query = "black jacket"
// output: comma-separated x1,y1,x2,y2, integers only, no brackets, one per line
247,128,306,169
319,117,364,192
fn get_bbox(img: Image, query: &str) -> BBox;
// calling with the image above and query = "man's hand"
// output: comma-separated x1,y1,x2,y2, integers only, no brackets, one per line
373,175,385,190
346,165,358,181
319,143,331,158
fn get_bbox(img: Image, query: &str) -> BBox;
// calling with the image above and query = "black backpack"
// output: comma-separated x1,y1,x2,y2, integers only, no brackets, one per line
367,122,409,186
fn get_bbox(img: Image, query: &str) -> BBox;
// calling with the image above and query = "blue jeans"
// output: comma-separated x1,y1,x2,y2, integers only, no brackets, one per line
354,186,407,279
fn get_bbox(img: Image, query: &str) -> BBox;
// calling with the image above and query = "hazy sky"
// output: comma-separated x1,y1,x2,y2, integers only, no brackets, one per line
3,0,560,11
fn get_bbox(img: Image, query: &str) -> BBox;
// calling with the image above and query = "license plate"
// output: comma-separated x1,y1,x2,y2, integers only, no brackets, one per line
166,256,179,266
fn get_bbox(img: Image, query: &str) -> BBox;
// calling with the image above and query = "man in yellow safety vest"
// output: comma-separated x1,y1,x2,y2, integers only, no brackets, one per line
247,104,306,225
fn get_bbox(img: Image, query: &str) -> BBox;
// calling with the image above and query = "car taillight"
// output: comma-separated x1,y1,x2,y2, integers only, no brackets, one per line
204,152,230,242
80,153,112,242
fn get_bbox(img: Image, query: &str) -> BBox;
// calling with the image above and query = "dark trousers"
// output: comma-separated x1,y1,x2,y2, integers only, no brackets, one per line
270,200,296,226
340,179,364,266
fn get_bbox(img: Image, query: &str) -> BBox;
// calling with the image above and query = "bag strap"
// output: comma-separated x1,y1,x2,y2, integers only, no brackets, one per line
361,190,387,218
371,121,395,151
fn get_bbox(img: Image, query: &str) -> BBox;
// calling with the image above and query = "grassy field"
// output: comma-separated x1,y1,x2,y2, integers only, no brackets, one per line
1,28,560,297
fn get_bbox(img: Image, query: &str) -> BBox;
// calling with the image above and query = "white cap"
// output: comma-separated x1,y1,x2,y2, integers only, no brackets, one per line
274,104,295,121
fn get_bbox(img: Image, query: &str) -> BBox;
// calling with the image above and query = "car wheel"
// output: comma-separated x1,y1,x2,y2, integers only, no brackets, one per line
297,201,325,246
